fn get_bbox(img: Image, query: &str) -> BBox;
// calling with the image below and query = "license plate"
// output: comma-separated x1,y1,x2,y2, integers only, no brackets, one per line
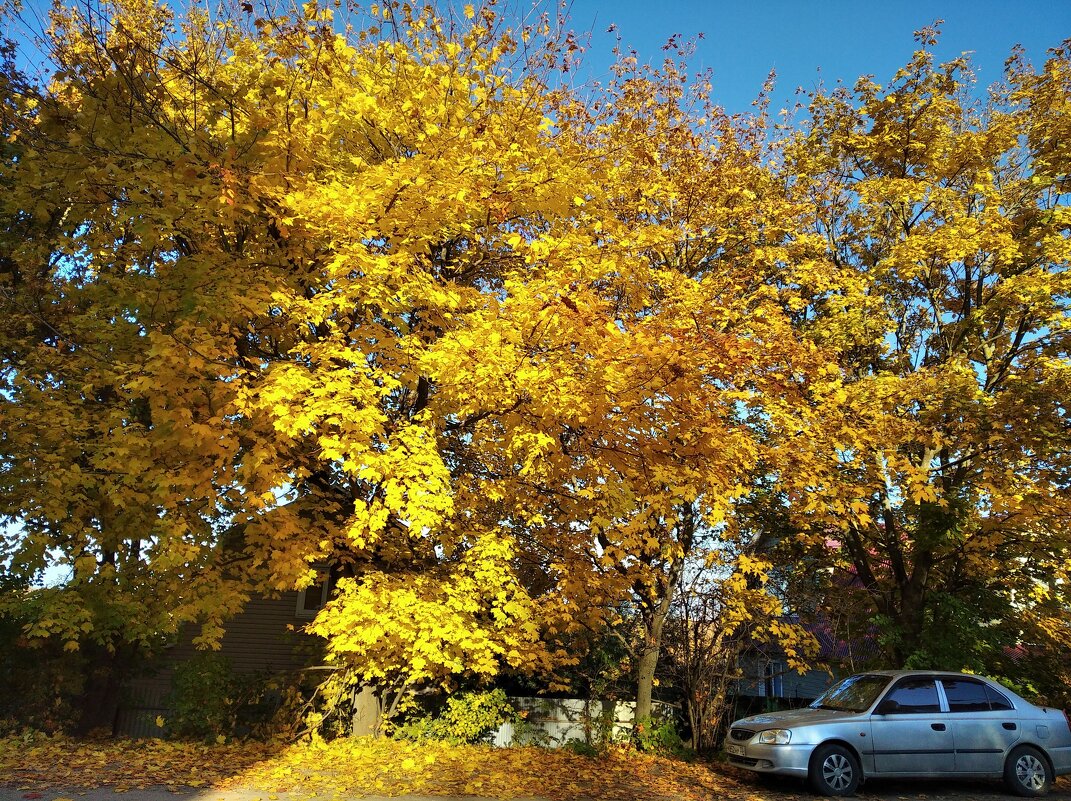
726,744,745,756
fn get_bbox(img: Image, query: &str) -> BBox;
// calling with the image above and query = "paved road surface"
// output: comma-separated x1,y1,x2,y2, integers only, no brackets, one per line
1,777,1069,801
0,791,536,801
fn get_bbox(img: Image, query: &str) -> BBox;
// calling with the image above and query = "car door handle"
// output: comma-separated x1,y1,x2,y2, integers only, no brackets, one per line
931,723,946,731
1003,722,1017,731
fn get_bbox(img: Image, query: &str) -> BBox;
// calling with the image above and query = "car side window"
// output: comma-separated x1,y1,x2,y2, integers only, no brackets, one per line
985,684,1014,712
942,679,991,712
883,678,941,713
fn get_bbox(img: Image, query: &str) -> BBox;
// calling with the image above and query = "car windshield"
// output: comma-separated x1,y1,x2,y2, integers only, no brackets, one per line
810,674,891,713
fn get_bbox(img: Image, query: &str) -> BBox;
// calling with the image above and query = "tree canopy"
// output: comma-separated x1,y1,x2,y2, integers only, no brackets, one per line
778,29,1071,682
1,1,1068,729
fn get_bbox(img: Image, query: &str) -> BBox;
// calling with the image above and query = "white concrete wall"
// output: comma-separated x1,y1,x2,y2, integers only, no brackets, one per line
492,697,673,748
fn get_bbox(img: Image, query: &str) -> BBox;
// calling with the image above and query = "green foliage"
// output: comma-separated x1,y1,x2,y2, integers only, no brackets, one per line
508,711,551,748
166,654,279,741
634,714,686,756
168,653,233,739
870,587,1015,675
554,624,634,701
393,689,515,746
578,703,625,752
561,738,600,758
0,586,84,734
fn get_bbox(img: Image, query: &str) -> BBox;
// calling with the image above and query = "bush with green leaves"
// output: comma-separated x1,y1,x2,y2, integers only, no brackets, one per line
167,653,280,740
561,738,600,757
634,714,687,756
0,582,85,734
393,688,515,745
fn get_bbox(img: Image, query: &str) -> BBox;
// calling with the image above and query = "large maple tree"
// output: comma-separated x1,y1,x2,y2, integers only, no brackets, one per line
780,29,1071,679
0,0,819,730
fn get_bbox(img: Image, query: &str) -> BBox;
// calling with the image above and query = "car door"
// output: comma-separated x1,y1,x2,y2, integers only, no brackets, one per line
941,677,1020,774
870,677,955,775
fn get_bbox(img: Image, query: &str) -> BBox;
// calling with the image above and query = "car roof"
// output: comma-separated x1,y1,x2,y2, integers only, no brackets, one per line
860,669,988,678
850,670,1029,707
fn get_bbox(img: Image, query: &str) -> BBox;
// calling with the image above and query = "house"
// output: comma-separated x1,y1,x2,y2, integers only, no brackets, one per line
116,577,330,737
735,616,882,706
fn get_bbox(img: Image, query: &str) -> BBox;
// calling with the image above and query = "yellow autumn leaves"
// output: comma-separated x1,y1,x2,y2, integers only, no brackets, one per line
0,1,1068,705
0,733,765,800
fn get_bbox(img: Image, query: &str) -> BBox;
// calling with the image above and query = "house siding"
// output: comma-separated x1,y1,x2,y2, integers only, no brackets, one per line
781,668,833,700
736,656,835,701
117,591,323,737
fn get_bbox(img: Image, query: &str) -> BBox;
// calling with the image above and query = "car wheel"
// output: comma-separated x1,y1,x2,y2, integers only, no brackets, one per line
1004,745,1053,797
808,743,861,797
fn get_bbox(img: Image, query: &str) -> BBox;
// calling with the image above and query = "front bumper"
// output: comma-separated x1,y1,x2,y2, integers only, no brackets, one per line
723,741,813,778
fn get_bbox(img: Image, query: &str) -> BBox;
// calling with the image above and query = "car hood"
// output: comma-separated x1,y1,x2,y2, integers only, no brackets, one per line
731,706,862,729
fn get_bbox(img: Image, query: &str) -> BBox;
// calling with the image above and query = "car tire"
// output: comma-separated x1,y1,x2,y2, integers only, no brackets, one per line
808,743,861,797
1004,745,1053,797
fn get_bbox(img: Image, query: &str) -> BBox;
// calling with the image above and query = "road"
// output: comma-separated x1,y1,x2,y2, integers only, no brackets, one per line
762,773,1071,800
0,775,1068,801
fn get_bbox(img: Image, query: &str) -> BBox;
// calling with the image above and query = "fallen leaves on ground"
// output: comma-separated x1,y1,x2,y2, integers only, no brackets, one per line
0,736,276,793
3,736,1068,801
0,735,785,800
214,738,782,800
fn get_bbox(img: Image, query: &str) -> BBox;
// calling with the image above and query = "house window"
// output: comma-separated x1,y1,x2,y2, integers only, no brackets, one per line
296,573,331,619
764,661,785,698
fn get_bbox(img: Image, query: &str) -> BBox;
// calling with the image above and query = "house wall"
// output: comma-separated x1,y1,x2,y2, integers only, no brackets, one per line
116,591,323,737
781,668,832,700
736,656,834,701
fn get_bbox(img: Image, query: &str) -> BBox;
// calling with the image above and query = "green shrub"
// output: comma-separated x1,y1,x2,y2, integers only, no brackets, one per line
635,714,687,756
167,653,279,740
509,709,551,748
562,737,600,757
0,597,85,734
394,688,515,745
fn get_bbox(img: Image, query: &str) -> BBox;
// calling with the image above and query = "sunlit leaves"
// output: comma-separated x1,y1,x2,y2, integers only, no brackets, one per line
4,0,1066,709
781,30,1071,670
0,734,784,800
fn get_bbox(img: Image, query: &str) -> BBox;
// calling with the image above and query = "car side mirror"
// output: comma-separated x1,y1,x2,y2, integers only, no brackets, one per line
875,698,900,715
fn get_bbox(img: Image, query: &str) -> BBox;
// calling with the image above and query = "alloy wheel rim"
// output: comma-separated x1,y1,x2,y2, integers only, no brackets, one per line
823,753,853,790
1016,755,1046,790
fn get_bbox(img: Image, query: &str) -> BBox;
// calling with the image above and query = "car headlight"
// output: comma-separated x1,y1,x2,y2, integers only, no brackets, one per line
757,729,792,744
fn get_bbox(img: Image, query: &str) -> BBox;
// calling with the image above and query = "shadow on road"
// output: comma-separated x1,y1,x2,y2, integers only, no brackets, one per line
744,771,1071,800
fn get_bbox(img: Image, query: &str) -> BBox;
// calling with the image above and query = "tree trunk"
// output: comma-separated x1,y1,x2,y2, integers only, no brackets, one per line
633,507,694,740
847,516,938,668
634,633,660,726
74,645,128,736
351,685,383,737
633,569,679,735
894,553,932,666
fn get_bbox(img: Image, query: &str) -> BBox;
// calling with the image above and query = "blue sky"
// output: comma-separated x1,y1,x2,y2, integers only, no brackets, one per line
7,0,1068,109
559,0,1071,113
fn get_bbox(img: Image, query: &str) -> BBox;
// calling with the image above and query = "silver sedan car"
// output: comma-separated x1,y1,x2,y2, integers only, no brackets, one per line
724,670,1071,797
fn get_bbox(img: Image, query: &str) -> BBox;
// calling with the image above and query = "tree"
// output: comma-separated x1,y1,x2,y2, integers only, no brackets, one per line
661,546,815,752
780,28,1071,672
0,0,596,724
0,0,834,733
